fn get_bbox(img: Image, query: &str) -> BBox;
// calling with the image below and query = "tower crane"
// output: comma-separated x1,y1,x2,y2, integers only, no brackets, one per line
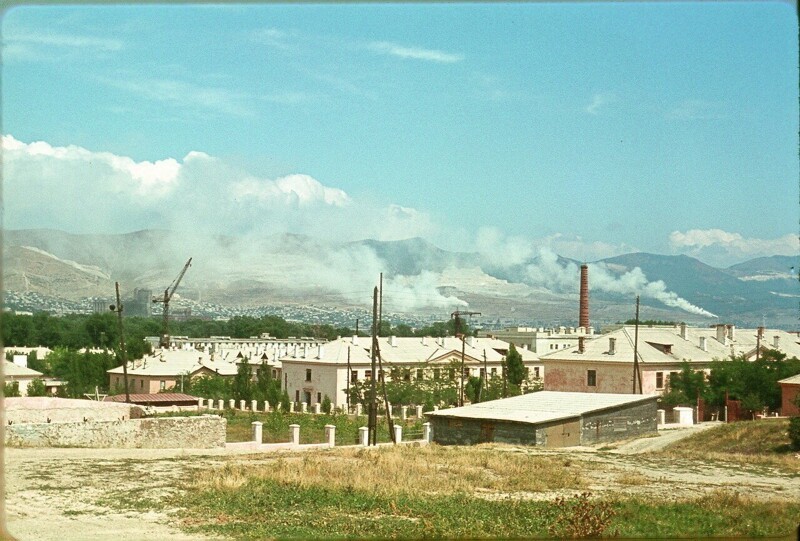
153,257,192,348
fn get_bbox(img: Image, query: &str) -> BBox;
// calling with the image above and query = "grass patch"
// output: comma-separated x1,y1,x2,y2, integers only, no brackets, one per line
659,419,800,474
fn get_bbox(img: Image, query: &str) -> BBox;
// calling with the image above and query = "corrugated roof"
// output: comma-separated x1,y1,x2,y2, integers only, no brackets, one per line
103,393,199,404
426,391,657,425
778,374,800,385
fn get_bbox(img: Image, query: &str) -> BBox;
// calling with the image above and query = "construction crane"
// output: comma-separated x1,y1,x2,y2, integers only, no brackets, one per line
153,257,192,349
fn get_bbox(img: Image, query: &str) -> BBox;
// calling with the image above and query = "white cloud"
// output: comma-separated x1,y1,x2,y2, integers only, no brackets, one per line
2,28,123,63
586,93,615,115
476,227,533,266
669,229,797,266
232,174,350,207
369,41,463,63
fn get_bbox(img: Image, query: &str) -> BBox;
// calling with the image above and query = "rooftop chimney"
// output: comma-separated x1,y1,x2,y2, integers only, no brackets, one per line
727,325,736,342
466,335,475,347
715,325,727,345
757,327,765,339
773,335,780,348
389,335,396,347
608,337,616,355
352,335,359,346
700,336,707,352
579,264,590,331
680,323,688,340
422,336,429,346
578,336,585,354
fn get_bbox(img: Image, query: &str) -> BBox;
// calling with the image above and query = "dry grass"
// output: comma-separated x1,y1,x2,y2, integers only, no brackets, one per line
615,471,650,486
189,444,586,497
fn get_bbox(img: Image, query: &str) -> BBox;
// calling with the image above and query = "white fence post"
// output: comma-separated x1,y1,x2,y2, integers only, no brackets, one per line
313,403,321,414
433,405,439,412
197,398,203,410
401,406,407,421
359,426,369,446
300,402,307,413
264,401,271,413
252,421,263,444
228,399,235,410
288,402,295,413
355,403,363,416
217,399,224,410
289,424,300,445
251,399,258,412
393,424,402,443
415,405,423,418
325,424,336,447
657,409,666,425
239,400,246,410
423,422,432,443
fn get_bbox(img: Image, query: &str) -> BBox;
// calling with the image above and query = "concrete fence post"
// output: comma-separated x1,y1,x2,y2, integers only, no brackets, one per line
313,403,321,414
217,399,224,410
355,403,363,416
252,421,263,445
433,405,439,412
228,399,235,410
288,402,295,413
423,422,432,443
239,400,246,411
251,400,258,412
393,424,402,443
197,398,203,409
359,426,369,446
300,402,307,413
289,424,300,445
657,409,666,425
264,401,271,413
415,405,423,418
325,424,336,447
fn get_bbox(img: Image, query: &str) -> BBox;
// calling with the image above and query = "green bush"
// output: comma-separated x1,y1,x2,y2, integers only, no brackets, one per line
27,378,47,397
321,395,332,414
788,417,800,451
3,381,20,398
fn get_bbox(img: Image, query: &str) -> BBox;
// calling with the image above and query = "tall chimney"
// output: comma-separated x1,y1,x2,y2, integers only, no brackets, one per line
608,337,616,355
579,264,590,331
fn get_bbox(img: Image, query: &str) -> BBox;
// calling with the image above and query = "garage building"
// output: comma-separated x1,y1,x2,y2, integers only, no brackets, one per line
426,391,658,447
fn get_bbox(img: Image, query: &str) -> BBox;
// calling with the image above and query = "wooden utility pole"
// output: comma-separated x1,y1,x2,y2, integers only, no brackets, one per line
111,282,130,403
451,309,480,406
368,287,379,445
378,272,383,337
346,346,351,413
632,295,642,394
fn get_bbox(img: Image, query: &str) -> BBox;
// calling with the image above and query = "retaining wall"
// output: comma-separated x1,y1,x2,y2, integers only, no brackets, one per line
4,397,145,424
5,415,226,449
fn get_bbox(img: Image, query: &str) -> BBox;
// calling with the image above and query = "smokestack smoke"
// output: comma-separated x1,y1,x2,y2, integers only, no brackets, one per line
579,264,589,330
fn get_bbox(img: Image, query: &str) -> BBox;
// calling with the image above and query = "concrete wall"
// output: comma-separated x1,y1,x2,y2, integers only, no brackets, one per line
580,399,658,445
283,362,345,408
543,360,672,395
4,397,145,424
5,415,226,448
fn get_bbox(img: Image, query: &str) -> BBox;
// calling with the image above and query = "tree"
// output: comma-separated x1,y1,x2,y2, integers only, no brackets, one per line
505,344,526,386
232,361,253,402
321,395,332,414
253,362,281,407
27,378,47,397
465,376,483,404
660,361,706,408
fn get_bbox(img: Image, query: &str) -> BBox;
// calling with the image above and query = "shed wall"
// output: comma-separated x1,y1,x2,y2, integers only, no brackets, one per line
430,417,543,446
580,399,658,445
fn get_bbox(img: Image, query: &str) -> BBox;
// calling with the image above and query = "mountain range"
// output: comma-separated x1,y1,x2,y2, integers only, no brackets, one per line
3,229,799,329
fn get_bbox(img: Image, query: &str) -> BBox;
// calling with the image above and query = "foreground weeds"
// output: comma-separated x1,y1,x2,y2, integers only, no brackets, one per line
171,445,800,539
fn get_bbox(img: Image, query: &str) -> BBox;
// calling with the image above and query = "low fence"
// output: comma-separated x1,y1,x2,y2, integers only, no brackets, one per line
193,398,437,420
225,421,433,452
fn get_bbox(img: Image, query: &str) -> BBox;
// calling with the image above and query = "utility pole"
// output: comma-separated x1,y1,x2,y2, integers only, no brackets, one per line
346,346,351,414
369,287,379,445
632,296,642,394
451,309,481,407
378,272,383,337
110,282,130,403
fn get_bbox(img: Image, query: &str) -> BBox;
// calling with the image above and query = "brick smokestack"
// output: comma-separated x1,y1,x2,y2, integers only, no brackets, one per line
579,264,589,331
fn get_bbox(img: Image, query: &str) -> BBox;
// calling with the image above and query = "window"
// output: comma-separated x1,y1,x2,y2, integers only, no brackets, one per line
416,369,424,380
271,369,278,379
159,380,166,391
305,369,312,382
140,380,144,390
490,367,497,378
613,417,628,432
295,390,300,402
533,367,540,378
433,368,441,380
365,370,372,380
656,372,664,390
351,370,358,383
403,369,411,382
449,368,455,380
480,368,485,379
587,370,597,387
317,392,322,404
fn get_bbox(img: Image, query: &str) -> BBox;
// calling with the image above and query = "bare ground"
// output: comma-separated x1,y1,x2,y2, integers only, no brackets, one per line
4,424,798,540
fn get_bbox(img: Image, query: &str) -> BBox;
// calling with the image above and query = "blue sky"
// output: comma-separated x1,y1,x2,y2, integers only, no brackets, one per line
2,2,798,267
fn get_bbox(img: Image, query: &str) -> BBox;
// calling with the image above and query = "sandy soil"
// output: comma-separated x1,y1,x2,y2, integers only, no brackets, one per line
4,424,798,540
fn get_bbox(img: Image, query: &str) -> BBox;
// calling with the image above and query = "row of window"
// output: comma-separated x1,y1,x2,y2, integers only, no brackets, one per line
585,370,678,389
347,366,542,383
112,376,167,392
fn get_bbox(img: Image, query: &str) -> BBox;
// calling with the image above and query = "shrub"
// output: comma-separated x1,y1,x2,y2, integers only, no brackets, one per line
788,417,800,451
27,378,47,397
547,492,616,539
321,395,332,414
3,381,20,398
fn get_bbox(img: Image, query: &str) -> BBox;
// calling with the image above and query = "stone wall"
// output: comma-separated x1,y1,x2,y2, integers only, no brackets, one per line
580,398,658,445
5,415,226,449
429,417,542,446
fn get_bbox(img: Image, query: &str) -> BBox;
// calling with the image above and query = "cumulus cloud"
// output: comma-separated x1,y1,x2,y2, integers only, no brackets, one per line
368,41,463,63
669,229,798,266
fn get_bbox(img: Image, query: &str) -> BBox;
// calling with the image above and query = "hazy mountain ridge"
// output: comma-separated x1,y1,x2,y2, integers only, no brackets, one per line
3,229,798,328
